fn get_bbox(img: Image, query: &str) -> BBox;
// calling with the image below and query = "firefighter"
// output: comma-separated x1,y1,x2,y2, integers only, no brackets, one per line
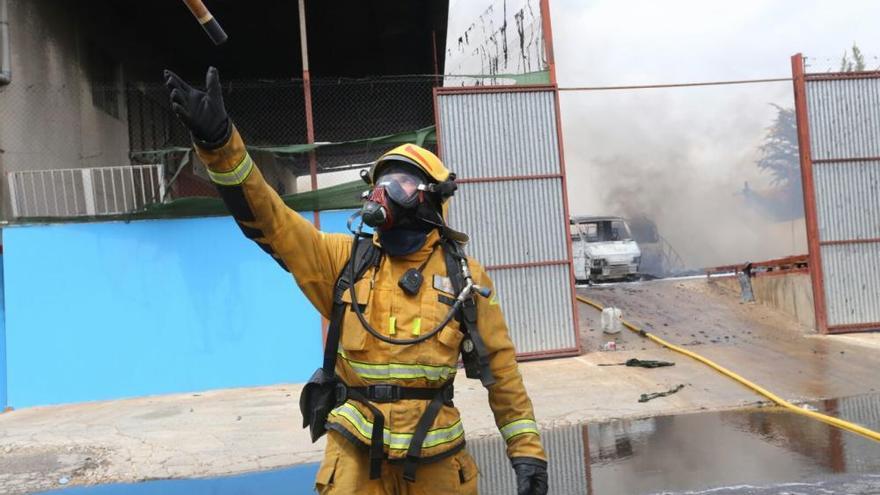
165,67,548,495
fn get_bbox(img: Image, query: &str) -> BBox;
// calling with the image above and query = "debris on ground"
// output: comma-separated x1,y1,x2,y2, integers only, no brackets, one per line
639,384,686,403
598,358,675,368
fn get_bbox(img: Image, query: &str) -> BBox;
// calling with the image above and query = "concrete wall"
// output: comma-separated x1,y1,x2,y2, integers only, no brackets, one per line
1,211,354,409
713,272,816,330
0,0,130,219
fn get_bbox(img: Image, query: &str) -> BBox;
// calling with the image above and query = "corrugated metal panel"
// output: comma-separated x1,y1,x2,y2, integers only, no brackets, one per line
471,430,516,494
838,394,880,431
820,243,880,326
806,78,880,160
839,394,880,472
471,424,588,495
448,179,568,266
438,91,560,178
488,264,578,354
437,89,578,356
813,161,880,242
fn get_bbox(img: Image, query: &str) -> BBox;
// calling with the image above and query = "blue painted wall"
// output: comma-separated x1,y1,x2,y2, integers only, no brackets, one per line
0,254,6,410
37,464,320,495
2,211,354,408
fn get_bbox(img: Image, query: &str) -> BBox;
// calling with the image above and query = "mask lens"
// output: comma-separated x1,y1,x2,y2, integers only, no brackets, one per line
376,171,423,207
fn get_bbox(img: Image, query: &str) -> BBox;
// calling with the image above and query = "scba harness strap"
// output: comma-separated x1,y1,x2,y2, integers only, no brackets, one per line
300,237,380,443
300,235,495,482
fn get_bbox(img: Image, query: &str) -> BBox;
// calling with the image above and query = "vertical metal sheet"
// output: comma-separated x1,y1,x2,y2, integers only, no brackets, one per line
489,265,577,354
820,243,880,326
471,424,588,495
804,75,880,330
839,394,880,472
438,91,560,178
806,78,880,160
448,179,568,266
812,161,880,242
437,89,578,356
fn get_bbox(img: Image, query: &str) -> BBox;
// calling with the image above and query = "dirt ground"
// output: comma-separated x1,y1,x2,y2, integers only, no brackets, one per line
577,278,880,401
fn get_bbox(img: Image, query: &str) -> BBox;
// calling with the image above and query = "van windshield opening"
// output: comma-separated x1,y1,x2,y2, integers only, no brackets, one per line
573,220,633,242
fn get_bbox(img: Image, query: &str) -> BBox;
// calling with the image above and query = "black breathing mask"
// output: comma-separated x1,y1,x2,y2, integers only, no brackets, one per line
360,165,433,231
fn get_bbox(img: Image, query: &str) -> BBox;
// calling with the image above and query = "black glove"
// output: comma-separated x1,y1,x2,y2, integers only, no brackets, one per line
163,66,231,149
511,457,548,495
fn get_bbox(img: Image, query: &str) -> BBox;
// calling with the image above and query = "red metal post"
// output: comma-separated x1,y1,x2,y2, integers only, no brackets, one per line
539,0,557,85
432,30,441,88
298,0,320,230
582,424,594,495
432,87,444,160
823,399,847,473
298,0,326,343
552,88,582,355
791,53,828,333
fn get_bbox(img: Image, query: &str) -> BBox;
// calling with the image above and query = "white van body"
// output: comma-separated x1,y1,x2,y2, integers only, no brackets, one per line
571,216,641,282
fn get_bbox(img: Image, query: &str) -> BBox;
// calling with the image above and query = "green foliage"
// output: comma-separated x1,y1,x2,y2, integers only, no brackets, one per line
745,104,805,221
840,43,866,72
757,104,800,187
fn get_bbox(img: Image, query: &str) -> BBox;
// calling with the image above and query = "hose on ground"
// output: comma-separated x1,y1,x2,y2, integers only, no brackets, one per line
577,295,880,443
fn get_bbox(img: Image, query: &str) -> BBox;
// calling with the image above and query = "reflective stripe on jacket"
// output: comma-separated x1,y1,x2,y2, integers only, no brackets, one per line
195,128,546,462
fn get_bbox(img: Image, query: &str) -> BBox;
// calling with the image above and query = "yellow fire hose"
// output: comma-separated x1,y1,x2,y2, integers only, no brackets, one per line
577,295,880,443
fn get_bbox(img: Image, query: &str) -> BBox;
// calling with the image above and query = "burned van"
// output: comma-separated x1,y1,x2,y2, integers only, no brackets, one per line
570,216,641,283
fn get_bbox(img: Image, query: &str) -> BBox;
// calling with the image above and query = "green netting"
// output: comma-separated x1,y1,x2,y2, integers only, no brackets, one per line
12,180,366,225
130,126,437,164
445,70,552,86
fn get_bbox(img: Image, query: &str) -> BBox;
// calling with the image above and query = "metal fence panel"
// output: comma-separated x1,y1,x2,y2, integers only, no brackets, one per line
471,424,588,495
436,88,578,357
813,161,880,242
795,60,880,333
807,78,880,161
448,179,568,267
820,243,880,326
437,91,560,178
839,394,880,473
7,165,164,218
489,265,577,354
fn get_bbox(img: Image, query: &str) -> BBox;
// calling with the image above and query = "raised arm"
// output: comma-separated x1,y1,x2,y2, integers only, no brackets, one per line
165,67,350,317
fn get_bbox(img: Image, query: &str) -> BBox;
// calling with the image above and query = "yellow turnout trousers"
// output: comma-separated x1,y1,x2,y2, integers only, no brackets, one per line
315,431,479,494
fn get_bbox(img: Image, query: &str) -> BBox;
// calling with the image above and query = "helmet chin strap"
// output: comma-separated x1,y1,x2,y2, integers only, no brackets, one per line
415,208,461,241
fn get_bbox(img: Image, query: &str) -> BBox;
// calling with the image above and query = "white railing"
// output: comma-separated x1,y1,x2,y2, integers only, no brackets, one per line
7,164,165,218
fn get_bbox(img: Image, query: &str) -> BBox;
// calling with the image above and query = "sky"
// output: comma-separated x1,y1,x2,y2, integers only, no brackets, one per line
446,0,880,268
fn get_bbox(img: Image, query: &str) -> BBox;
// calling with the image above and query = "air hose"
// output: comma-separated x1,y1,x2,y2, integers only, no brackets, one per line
577,295,880,443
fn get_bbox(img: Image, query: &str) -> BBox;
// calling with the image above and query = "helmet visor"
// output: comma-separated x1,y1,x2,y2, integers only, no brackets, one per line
375,166,426,208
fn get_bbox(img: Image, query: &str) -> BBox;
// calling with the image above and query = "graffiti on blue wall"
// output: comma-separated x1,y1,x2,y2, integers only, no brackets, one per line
2,211,354,408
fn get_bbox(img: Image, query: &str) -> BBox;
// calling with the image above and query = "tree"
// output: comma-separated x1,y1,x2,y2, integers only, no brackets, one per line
757,104,800,188
746,44,869,220
840,43,866,72
743,104,804,221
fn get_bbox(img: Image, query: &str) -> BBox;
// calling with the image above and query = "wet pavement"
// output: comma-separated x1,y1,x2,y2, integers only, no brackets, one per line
33,394,880,495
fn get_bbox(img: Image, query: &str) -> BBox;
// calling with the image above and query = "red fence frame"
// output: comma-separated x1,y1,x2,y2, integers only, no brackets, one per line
705,254,809,279
791,53,880,334
432,84,581,360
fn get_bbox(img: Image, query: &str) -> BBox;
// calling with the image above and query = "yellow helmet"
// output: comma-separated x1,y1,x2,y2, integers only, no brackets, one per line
370,144,452,185
367,144,468,244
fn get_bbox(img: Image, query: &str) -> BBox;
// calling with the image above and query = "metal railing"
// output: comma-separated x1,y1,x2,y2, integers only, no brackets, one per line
7,164,165,218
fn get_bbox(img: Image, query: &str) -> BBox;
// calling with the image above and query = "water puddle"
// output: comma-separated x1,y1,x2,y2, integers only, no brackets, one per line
34,464,320,495
36,394,880,494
